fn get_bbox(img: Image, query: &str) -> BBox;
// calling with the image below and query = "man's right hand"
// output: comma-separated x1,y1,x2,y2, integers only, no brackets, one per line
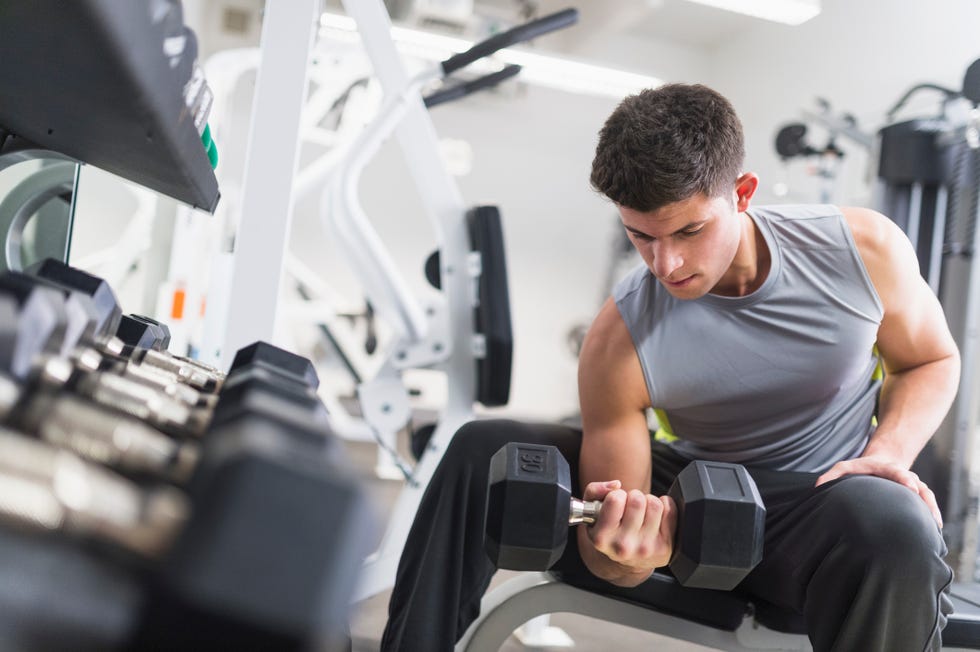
581,480,678,575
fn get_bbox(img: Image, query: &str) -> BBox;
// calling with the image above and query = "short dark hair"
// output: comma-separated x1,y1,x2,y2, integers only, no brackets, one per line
590,84,745,211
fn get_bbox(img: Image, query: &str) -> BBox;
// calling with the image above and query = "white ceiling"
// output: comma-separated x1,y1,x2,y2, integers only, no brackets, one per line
530,0,761,51
469,0,766,53
312,0,778,57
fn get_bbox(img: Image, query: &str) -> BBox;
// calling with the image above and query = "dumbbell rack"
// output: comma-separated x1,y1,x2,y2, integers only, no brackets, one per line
0,1,378,647
0,262,372,649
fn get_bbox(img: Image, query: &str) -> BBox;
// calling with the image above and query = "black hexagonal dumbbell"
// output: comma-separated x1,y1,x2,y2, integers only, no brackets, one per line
484,442,765,590
227,340,320,391
116,314,171,354
0,283,210,435
213,368,330,443
131,405,370,649
0,269,213,411
0,291,201,479
29,258,121,338
27,260,224,390
0,382,370,649
27,260,323,402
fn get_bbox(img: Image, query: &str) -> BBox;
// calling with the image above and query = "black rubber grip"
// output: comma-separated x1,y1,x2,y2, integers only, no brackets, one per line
424,64,522,108
440,8,578,76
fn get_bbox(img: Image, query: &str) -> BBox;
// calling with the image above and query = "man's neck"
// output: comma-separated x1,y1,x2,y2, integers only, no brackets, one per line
713,212,771,298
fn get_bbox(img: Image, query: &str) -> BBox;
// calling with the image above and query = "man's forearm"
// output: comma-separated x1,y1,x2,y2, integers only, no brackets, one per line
864,353,961,467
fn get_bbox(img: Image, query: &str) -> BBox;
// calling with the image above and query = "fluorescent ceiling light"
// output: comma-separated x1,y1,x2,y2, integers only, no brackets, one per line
318,12,662,99
685,0,820,25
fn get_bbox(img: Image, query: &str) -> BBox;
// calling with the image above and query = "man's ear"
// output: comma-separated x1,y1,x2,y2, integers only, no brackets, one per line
734,173,759,211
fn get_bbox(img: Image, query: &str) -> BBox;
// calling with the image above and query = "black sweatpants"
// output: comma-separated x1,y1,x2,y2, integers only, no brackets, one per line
380,420,954,652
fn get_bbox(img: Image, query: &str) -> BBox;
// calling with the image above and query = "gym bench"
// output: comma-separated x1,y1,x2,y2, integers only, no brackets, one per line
457,571,980,651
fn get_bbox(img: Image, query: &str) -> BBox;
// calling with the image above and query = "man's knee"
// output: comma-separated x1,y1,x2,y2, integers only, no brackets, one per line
444,420,582,466
820,475,946,567
443,419,523,465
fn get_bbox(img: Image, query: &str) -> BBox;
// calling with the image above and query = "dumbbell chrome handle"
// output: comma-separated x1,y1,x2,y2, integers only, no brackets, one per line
71,345,208,408
140,349,222,391
26,393,199,482
77,371,210,436
569,498,602,525
0,430,188,557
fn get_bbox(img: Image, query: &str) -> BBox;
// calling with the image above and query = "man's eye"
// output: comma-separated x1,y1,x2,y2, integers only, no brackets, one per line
681,228,703,237
629,232,652,241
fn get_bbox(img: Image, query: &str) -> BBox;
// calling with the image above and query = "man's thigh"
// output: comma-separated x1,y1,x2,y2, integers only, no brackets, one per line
736,471,945,612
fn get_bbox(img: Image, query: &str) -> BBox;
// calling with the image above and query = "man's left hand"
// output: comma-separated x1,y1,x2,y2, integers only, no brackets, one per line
816,456,943,528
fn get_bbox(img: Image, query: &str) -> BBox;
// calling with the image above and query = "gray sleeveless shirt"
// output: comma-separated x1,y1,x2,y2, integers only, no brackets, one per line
613,204,884,472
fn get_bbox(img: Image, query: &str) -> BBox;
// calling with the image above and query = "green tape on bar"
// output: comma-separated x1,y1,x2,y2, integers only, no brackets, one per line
206,140,218,169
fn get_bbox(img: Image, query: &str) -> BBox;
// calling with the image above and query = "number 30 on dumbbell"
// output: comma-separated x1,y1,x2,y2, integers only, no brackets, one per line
484,442,766,590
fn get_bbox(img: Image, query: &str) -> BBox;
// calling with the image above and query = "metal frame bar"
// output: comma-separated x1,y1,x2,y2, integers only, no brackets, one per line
946,171,980,581
337,0,479,601
929,186,949,293
209,0,320,368
908,181,923,255
457,573,814,652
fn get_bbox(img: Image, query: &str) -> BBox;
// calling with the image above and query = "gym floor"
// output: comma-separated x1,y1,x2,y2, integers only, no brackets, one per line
345,439,717,652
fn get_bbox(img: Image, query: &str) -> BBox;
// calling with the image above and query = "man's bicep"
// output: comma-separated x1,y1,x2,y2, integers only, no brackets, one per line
876,273,956,373
577,299,654,493
870,219,957,372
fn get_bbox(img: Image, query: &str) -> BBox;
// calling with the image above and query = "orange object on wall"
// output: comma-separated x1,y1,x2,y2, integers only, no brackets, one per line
171,289,186,320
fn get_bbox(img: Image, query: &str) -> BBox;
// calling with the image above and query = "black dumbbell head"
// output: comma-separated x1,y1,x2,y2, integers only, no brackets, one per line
667,461,765,590
148,418,375,647
228,341,319,390
28,259,122,339
131,314,171,350
485,443,572,570
0,280,68,380
211,381,332,448
0,272,103,353
218,365,320,404
117,314,170,354
220,364,312,396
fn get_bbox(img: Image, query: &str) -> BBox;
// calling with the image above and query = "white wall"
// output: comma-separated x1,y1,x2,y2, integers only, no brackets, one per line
706,0,980,207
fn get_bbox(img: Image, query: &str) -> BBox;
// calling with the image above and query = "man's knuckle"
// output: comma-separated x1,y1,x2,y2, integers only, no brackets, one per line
611,540,631,558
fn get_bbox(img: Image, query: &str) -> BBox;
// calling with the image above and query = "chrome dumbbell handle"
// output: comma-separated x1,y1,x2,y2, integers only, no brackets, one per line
75,371,210,437
569,498,602,525
0,430,188,557
69,345,212,409
34,355,210,437
140,349,222,391
116,360,212,408
25,393,198,482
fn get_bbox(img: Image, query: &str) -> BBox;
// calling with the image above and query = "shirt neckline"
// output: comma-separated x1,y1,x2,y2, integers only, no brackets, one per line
697,208,781,309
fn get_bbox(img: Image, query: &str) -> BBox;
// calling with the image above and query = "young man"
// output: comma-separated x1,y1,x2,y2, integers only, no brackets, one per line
381,84,960,651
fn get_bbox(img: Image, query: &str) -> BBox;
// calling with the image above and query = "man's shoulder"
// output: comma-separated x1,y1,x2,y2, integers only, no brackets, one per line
839,206,910,293
753,203,862,251
839,206,893,252
750,203,844,227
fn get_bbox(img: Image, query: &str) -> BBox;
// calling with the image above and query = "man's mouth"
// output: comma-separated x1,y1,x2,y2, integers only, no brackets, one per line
664,275,695,288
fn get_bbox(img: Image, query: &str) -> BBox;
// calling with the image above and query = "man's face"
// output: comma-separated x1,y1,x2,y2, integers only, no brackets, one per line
617,180,753,299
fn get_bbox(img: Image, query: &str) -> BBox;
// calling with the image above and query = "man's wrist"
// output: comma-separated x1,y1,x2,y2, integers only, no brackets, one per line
862,435,914,468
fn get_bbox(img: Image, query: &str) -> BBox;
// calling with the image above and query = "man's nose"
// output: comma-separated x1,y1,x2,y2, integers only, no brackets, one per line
652,243,683,279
